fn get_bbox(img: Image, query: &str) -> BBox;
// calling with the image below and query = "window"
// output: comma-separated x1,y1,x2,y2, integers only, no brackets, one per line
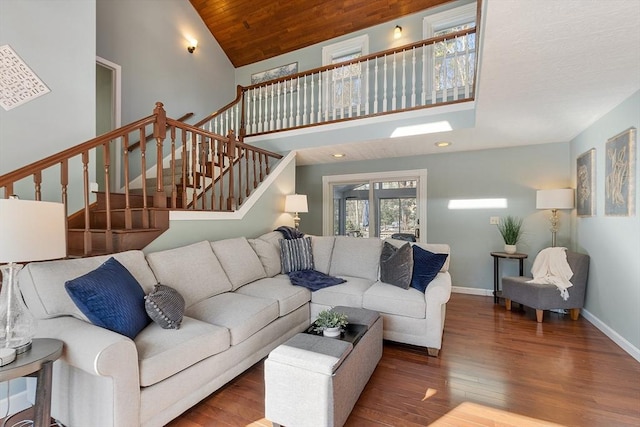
322,35,369,116
323,170,427,241
423,3,476,97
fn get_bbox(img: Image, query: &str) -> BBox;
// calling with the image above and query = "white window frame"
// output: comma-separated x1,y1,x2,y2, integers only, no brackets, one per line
423,3,476,97
322,169,427,242
321,35,369,115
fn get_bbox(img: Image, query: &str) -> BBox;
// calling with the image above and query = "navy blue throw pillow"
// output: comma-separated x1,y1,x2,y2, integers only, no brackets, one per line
411,246,448,293
65,257,150,339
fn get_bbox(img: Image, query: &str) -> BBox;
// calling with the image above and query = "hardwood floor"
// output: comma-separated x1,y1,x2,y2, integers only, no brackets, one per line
167,293,640,426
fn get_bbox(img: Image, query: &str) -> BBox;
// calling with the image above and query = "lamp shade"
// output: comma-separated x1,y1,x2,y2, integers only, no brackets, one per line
0,199,67,263
536,189,574,210
284,194,308,213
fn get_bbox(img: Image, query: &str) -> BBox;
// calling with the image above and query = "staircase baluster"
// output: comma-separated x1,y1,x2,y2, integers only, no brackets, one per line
374,57,379,114
210,137,216,210
303,76,308,126
432,41,437,104
364,59,369,116
251,88,257,134
465,34,471,98
309,75,314,125
442,37,448,103
401,50,407,109
238,146,243,206
269,83,275,131
253,151,258,189
318,72,323,123
340,66,345,119
453,35,459,101
324,70,329,122
264,85,269,132
259,153,265,182
349,66,354,118
392,53,397,111
282,81,288,128
103,143,113,253
289,79,294,128
422,43,427,105
383,55,388,112
295,77,301,126
411,47,417,107
123,134,132,229
181,130,187,209
139,128,149,227
60,159,68,222
245,147,250,198
218,138,225,210
276,82,282,130
258,86,263,133
227,131,235,211
190,131,197,209
33,171,42,201
82,151,91,255
198,135,206,210
170,126,177,209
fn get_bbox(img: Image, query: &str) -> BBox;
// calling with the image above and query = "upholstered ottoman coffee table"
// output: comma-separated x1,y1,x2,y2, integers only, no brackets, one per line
264,306,382,427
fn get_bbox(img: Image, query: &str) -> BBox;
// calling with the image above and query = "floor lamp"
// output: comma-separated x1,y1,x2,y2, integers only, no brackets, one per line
536,189,575,247
0,198,66,361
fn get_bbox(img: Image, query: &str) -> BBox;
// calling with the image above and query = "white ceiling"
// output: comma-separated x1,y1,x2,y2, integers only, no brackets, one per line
255,0,640,166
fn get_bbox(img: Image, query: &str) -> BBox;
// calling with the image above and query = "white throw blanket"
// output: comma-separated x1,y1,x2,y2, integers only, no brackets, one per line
527,247,574,300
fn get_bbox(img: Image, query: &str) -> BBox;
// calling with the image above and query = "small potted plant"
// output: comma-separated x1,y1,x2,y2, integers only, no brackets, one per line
313,308,348,337
497,215,524,254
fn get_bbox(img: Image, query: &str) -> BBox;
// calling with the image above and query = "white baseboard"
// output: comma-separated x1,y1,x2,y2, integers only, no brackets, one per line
452,286,493,296
581,309,640,363
450,286,640,363
0,389,31,419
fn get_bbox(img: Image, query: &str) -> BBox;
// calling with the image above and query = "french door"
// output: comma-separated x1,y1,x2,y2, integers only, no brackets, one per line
322,170,427,241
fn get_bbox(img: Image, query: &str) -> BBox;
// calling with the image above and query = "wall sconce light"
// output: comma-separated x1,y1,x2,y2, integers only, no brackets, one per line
536,189,575,247
284,194,308,230
394,25,403,39
187,39,198,54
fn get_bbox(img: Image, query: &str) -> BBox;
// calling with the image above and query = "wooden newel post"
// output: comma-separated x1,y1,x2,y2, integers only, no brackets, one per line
226,131,236,211
153,102,167,208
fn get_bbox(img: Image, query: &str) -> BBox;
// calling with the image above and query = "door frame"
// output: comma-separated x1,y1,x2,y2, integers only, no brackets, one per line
322,169,427,241
96,56,122,189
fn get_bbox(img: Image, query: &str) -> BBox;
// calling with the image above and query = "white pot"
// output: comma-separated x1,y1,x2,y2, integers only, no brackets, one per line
322,327,341,338
504,244,517,254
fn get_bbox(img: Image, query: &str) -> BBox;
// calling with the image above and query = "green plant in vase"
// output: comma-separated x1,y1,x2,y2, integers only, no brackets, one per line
313,308,348,337
497,215,524,254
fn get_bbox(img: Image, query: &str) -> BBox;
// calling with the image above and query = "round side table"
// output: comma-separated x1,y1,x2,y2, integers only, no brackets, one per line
0,338,63,427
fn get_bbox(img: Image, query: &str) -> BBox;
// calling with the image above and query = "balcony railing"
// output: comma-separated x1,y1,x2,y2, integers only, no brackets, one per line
196,27,477,138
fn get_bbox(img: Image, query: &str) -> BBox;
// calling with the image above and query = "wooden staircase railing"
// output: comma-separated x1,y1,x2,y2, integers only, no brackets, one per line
195,26,478,138
0,103,283,257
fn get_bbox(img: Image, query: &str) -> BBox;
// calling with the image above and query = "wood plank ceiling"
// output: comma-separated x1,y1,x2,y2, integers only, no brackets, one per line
189,0,452,67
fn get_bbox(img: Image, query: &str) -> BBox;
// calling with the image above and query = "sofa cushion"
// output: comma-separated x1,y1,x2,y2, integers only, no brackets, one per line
310,236,335,275
146,241,232,308
20,250,157,320
235,275,311,316
211,237,267,290
280,237,314,273
330,237,382,281
411,245,448,292
363,281,426,319
248,238,281,277
379,241,413,289
145,284,185,329
186,293,279,345
135,316,230,387
310,276,375,308
65,257,151,340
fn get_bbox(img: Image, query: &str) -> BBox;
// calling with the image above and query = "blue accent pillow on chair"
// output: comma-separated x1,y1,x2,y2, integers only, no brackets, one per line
65,257,150,339
411,245,448,292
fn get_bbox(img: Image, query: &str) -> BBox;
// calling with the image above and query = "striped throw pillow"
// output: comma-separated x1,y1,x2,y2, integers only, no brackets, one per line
280,237,314,273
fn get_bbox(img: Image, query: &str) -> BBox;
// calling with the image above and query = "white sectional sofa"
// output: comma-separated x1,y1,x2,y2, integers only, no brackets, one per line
18,233,451,427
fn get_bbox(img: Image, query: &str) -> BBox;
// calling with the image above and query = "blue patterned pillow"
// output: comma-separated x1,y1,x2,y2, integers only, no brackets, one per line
280,237,314,273
411,245,448,293
65,257,150,339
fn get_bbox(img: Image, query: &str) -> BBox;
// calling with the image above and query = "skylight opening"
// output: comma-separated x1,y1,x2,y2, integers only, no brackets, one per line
390,121,452,138
447,198,508,209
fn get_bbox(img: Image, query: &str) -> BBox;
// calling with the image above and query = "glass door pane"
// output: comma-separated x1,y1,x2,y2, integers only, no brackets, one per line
375,180,417,240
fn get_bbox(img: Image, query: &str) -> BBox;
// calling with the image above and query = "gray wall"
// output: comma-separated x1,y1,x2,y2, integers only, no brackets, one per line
0,0,96,175
570,90,640,351
96,0,235,125
296,142,571,291
143,156,296,252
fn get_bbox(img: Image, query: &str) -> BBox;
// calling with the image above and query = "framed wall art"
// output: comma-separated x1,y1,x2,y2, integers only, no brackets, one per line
605,127,636,216
251,62,298,85
576,148,596,217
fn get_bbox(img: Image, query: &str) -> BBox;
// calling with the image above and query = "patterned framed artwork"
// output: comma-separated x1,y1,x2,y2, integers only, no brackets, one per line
605,127,636,216
576,148,596,217
251,62,298,85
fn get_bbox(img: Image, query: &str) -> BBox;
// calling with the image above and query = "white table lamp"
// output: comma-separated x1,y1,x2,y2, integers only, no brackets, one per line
536,189,574,247
284,194,308,229
0,198,67,355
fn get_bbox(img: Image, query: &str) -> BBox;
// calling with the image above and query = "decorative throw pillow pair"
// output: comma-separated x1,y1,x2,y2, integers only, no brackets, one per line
380,242,448,292
65,257,185,340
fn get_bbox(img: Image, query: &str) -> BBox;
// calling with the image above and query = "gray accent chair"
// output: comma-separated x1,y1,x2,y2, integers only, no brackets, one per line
502,251,590,323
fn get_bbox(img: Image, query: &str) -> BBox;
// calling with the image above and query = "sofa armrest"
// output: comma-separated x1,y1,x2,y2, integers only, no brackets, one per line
423,271,452,350
35,316,140,426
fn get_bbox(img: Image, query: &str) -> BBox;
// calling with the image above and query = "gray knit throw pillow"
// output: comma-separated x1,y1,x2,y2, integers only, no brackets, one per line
144,284,185,329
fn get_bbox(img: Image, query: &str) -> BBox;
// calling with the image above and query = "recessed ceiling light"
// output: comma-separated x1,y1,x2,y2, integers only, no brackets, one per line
332,153,345,158
435,141,451,147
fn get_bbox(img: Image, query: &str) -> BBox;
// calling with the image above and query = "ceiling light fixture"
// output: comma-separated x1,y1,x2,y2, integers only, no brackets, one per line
435,141,451,147
394,25,402,39
332,153,345,158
